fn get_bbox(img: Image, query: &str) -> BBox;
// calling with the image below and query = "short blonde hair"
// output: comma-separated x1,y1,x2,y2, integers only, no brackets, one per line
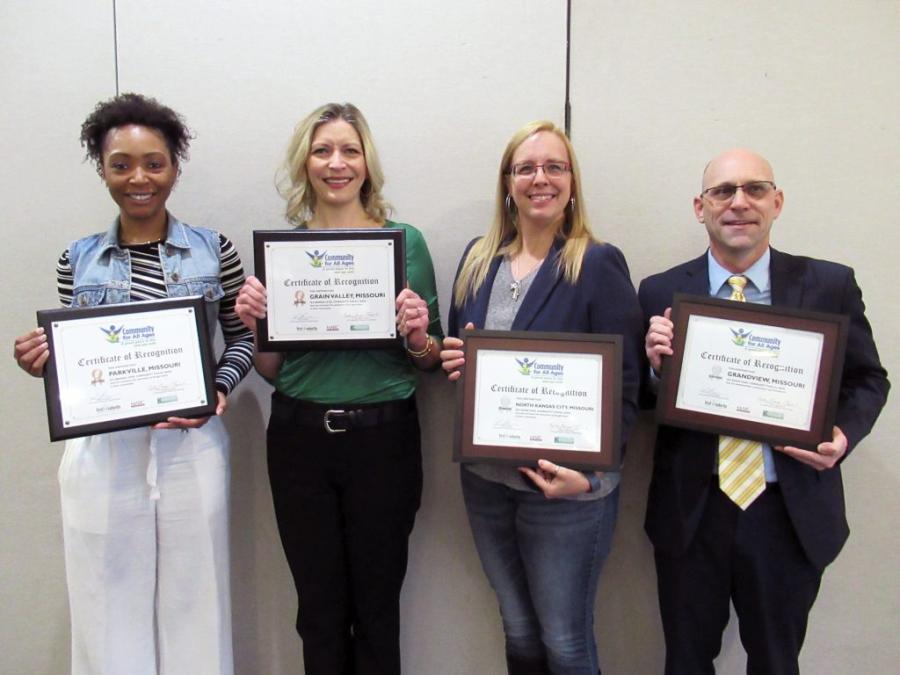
278,103,391,226
453,120,597,308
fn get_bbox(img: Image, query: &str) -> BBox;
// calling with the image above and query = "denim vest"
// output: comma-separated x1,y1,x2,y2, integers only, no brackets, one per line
68,216,224,340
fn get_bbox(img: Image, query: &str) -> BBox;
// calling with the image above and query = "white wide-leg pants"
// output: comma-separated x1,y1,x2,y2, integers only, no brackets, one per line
58,417,232,675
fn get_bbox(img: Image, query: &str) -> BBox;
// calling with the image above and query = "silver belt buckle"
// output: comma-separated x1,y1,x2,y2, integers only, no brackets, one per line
324,409,346,434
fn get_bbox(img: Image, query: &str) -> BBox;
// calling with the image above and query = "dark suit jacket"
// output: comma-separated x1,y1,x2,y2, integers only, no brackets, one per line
449,237,646,450
639,248,889,571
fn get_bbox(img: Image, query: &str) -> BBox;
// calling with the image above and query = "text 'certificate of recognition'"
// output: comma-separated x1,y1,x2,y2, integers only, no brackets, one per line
255,228,405,350
676,315,823,431
41,298,214,440
473,349,603,452
455,330,622,470
656,294,848,449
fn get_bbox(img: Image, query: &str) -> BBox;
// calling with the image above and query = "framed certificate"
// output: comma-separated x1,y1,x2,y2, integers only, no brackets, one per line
454,330,623,471
656,294,849,449
253,228,406,351
37,296,218,441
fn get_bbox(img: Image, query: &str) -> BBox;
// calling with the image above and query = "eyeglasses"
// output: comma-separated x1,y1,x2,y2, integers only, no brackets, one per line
702,181,776,203
509,161,571,178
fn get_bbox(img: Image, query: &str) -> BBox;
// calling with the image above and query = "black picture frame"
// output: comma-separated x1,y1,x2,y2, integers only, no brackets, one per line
253,228,406,351
37,296,217,441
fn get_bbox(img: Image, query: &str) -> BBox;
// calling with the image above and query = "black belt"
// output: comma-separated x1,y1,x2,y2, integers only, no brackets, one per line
272,391,415,433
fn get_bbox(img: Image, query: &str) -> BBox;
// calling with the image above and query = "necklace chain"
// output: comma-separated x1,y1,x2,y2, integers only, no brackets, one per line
120,237,163,246
509,254,544,301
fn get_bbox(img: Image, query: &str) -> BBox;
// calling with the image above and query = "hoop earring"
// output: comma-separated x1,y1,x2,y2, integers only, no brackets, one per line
569,197,576,211
505,194,516,213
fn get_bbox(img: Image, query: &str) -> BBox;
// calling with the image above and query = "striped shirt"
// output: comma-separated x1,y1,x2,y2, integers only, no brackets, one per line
57,234,254,395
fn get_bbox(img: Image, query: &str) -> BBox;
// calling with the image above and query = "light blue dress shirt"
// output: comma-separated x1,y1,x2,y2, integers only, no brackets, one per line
707,248,778,482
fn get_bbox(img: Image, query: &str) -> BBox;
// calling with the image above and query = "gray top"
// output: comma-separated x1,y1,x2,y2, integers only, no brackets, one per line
464,257,619,499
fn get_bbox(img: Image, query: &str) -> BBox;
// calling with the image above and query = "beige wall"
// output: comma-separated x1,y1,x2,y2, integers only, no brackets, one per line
1,2,897,673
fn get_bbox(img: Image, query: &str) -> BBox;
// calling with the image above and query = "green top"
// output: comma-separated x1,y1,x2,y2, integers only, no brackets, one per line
275,221,443,404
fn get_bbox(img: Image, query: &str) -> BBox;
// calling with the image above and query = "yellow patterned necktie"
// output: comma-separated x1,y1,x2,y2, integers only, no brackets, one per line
718,275,766,509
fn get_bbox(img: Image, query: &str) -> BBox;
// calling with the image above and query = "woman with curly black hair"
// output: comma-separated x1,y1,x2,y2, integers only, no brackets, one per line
13,93,253,675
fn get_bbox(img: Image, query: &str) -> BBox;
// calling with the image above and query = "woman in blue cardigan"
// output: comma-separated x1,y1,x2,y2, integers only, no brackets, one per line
440,121,644,675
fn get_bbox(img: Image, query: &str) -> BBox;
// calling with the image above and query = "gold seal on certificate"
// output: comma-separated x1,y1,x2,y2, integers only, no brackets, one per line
656,294,849,449
37,296,218,441
253,228,406,351
454,330,623,471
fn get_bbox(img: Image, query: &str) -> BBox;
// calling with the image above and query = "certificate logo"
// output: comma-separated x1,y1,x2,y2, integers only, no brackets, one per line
100,324,124,343
514,357,564,382
305,249,356,271
99,324,158,347
515,357,535,375
306,249,327,268
730,328,752,346
729,326,782,356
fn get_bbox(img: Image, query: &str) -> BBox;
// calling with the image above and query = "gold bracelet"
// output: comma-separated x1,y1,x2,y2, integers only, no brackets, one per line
407,334,433,358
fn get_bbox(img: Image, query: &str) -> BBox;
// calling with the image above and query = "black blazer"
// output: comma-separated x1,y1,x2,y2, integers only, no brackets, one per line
449,237,646,451
638,248,889,571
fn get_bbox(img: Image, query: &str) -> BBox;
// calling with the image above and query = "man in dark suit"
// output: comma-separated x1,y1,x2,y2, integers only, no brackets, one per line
639,148,889,674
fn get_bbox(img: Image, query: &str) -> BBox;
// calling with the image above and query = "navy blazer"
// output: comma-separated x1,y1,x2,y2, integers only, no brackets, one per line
449,237,646,451
638,248,889,571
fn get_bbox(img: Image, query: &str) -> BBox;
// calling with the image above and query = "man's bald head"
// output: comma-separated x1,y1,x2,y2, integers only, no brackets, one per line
701,148,776,191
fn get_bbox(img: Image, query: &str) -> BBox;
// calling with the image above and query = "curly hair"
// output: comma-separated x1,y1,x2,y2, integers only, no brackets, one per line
80,93,192,175
278,102,391,226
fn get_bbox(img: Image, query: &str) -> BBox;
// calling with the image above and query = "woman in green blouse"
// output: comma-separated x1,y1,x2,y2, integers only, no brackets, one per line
236,103,442,675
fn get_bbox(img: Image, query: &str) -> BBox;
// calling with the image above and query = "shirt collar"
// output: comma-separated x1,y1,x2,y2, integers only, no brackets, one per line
707,247,770,295
98,213,190,254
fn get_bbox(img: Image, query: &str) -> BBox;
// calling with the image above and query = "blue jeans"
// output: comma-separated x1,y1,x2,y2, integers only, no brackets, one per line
461,467,619,675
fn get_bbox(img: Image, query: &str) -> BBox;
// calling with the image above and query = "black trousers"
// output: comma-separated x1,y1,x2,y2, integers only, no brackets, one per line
655,482,822,675
267,393,423,675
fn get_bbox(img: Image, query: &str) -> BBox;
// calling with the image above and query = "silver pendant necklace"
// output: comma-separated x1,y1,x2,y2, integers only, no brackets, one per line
510,280,521,300
509,254,543,301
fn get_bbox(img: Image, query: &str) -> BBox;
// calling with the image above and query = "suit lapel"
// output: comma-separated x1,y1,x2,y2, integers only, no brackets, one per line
678,252,710,296
770,247,805,308
469,255,503,328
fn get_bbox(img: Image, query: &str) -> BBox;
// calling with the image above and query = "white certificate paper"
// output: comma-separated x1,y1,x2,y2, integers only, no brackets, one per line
50,306,209,429
472,349,603,452
676,315,823,431
264,238,397,342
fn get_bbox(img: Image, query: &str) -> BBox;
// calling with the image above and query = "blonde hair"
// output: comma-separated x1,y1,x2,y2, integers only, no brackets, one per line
278,103,391,226
453,120,597,308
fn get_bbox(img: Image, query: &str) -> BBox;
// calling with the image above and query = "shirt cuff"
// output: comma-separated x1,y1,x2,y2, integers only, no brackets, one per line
648,366,661,394
585,472,604,493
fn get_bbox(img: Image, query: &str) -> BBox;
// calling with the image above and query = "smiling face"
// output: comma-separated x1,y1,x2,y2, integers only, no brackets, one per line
306,119,368,210
101,124,177,232
507,131,572,233
694,148,784,271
